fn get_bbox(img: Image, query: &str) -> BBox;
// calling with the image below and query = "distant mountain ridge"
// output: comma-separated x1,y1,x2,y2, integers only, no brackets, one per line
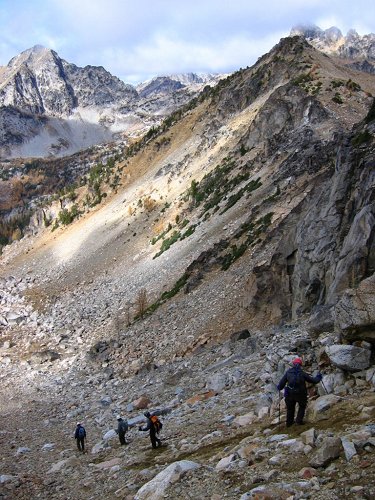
291,24,375,73
0,45,221,158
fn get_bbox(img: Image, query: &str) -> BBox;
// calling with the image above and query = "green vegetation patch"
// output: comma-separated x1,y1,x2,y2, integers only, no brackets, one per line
365,99,375,124
153,230,181,258
220,178,262,214
188,157,235,208
331,79,344,89
346,79,361,92
221,243,248,270
292,73,314,86
151,223,172,245
180,224,197,240
332,93,343,104
234,212,274,243
145,272,189,314
221,212,274,270
58,205,80,225
52,204,80,230
152,221,199,258
351,130,372,146
186,157,261,217
179,218,190,229
0,210,32,248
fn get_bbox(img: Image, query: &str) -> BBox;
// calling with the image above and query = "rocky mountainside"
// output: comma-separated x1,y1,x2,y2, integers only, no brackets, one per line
136,73,221,97
291,24,375,74
0,35,375,499
0,46,220,158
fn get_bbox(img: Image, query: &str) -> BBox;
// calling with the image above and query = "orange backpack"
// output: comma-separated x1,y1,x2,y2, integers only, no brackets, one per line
150,415,163,433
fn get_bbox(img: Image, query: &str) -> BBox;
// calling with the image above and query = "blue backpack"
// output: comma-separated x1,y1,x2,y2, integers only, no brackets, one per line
78,426,85,438
286,366,305,393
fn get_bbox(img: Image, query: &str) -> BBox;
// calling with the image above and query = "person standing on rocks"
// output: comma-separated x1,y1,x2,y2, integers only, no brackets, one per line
116,415,129,445
277,357,322,427
74,422,86,453
138,411,162,449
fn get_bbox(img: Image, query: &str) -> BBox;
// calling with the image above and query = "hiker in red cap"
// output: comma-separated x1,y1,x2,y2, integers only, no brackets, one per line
277,357,322,427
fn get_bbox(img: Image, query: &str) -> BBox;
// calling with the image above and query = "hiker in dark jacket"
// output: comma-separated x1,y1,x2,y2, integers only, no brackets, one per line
74,422,86,452
139,411,162,449
277,357,322,427
116,415,129,445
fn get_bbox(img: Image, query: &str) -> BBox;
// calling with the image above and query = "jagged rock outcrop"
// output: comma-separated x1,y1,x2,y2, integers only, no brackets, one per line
292,24,375,73
0,45,135,116
335,273,375,341
244,113,374,326
137,77,185,99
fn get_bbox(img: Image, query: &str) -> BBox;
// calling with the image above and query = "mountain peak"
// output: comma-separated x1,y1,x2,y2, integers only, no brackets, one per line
7,44,57,70
290,24,375,66
30,44,48,53
290,24,323,38
290,24,343,45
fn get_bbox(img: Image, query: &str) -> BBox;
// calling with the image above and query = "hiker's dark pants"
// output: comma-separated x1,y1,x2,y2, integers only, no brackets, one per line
150,428,161,449
119,431,127,445
285,393,307,426
76,437,85,452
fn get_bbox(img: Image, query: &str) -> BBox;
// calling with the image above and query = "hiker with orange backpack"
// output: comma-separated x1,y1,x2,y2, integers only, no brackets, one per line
138,411,163,448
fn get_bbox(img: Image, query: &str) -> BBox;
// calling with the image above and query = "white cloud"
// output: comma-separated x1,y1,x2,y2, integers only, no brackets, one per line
1,0,375,82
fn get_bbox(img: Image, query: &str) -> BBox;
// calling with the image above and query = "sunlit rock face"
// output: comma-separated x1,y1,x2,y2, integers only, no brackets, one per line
0,45,222,158
291,24,375,71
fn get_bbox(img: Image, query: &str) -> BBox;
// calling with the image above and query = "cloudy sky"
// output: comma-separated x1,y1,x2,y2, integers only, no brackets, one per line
1,0,375,84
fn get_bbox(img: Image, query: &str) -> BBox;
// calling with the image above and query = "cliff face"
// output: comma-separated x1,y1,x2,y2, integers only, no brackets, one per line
0,46,78,116
244,112,375,332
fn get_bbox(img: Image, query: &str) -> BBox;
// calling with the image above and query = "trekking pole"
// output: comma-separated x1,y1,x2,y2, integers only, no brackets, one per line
320,378,328,395
278,392,281,427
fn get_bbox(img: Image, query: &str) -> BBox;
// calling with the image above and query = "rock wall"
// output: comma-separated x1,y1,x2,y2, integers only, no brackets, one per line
244,119,374,332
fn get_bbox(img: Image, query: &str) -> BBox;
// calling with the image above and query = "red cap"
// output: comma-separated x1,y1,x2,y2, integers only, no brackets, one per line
293,357,303,365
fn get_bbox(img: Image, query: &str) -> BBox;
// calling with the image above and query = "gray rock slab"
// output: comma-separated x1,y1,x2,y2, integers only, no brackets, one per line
309,437,343,467
134,460,200,500
326,344,371,372
341,437,357,461
312,395,341,417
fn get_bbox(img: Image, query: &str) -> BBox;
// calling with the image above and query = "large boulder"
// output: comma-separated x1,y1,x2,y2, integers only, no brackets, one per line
335,274,375,342
325,344,371,372
309,437,343,467
186,391,216,405
341,437,357,462
311,395,341,419
103,429,117,442
233,412,256,427
132,395,151,410
134,460,200,500
216,453,237,470
6,311,26,325
206,373,229,392
94,458,122,470
47,457,80,474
